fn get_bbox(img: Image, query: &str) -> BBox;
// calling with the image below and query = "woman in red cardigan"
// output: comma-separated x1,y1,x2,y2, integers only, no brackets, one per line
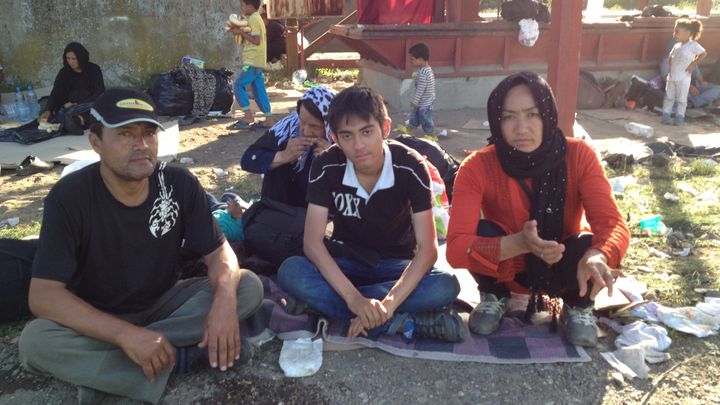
446,72,629,347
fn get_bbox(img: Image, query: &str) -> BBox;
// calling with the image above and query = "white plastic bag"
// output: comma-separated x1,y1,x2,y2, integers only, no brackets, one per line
279,338,323,377
518,19,539,47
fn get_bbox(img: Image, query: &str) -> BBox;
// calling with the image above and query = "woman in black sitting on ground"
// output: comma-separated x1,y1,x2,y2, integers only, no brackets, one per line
39,42,105,133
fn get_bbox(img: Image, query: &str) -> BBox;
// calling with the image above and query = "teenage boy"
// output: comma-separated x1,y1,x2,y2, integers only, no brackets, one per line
278,86,464,342
229,0,273,129
408,43,436,136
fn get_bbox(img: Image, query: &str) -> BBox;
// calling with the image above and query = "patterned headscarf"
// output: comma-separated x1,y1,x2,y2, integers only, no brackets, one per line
271,85,336,172
486,72,568,321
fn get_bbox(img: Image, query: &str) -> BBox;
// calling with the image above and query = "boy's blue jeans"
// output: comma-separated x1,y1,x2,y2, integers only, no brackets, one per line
277,256,460,321
233,65,271,114
409,107,435,134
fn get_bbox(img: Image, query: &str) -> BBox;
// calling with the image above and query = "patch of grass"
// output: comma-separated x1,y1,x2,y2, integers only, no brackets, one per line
609,157,720,307
0,221,41,240
310,68,358,82
688,159,718,177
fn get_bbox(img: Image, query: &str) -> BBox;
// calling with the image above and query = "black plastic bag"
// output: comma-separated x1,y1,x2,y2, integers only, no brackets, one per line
149,70,194,116
206,68,234,114
501,0,550,23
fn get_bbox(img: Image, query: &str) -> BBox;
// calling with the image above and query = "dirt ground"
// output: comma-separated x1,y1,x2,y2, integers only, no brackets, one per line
2,81,720,404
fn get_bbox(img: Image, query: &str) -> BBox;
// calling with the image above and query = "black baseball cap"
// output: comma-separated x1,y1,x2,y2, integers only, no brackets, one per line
90,88,165,130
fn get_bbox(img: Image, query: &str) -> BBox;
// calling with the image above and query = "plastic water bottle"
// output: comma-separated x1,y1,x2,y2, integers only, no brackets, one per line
15,86,30,123
624,122,654,139
26,85,40,119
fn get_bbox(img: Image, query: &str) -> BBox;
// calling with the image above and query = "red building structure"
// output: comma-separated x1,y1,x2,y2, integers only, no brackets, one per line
278,0,719,136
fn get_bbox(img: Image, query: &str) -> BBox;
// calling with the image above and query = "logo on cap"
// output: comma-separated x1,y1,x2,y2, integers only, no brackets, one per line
116,98,154,112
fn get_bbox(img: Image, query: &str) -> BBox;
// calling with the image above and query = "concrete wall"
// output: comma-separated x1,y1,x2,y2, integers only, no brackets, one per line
0,0,246,92
360,60,505,112
361,59,659,113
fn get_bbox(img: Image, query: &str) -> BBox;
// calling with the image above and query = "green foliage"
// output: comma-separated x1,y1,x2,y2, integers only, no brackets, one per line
609,157,720,307
0,221,41,240
688,159,718,177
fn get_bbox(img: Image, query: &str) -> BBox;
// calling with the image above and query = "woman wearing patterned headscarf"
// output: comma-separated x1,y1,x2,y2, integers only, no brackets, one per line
446,72,629,347
241,85,336,207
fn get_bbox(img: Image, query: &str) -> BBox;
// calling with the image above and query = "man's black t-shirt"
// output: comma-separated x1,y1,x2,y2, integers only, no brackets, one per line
32,162,225,314
307,140,432,259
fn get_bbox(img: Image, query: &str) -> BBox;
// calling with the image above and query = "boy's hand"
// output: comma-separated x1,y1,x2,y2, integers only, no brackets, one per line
347,317,368,340
347,296,389,329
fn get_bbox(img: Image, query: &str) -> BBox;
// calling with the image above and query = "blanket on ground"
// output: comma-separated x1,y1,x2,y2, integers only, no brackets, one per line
244,276,590,364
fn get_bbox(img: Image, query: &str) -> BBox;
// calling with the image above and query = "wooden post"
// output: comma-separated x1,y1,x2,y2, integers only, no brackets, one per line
697,0,712,16
461,0,480,21
447,0,460,22
637,0,649,10
547,0,583,137
432,0,446,22
285,18,300,73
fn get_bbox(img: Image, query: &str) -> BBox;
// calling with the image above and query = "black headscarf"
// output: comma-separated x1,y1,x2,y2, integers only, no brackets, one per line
486,72,568,320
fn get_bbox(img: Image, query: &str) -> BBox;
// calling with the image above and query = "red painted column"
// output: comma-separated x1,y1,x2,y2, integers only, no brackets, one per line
547,0,583,137
697,0,712,16
461,0,480,21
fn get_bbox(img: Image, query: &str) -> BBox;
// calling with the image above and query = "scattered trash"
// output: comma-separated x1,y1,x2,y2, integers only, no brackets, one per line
609,176,637,196
696,189,719,206
624,122,654,139
438,129,448,137
677,182,700,197
518,18,539,47
673,247,692,257
637,265,654,273
663,192,680,202
666,231,693,256
483,120,489,128
0,217,20,228
656,303,720,337
279,338,323,377
639,215,668,236
213,168,226,178
291,69,308,86
179,157,195,164
649,247,671,259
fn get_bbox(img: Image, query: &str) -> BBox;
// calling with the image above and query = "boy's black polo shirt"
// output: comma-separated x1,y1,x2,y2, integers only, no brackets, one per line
307,140,433,259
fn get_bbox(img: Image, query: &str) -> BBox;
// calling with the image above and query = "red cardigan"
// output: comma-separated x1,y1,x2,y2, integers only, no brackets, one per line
446,138,630,287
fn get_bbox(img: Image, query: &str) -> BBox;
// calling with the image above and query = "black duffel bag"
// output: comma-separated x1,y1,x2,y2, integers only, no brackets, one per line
0,238,38,322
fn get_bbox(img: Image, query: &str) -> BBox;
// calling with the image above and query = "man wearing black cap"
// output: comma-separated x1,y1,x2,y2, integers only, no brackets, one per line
18,88,264,403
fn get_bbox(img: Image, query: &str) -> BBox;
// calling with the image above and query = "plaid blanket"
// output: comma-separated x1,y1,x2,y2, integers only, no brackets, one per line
244,275,590,364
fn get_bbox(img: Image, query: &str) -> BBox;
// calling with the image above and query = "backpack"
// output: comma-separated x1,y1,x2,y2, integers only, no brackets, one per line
394,135,461,202
242,199,307,268
0,238,38,322
501,0,550,23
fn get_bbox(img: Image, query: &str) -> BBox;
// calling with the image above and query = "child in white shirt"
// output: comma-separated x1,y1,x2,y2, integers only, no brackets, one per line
662,18,707,126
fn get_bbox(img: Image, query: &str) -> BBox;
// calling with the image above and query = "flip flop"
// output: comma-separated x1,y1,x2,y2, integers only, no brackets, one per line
227,120,252,130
